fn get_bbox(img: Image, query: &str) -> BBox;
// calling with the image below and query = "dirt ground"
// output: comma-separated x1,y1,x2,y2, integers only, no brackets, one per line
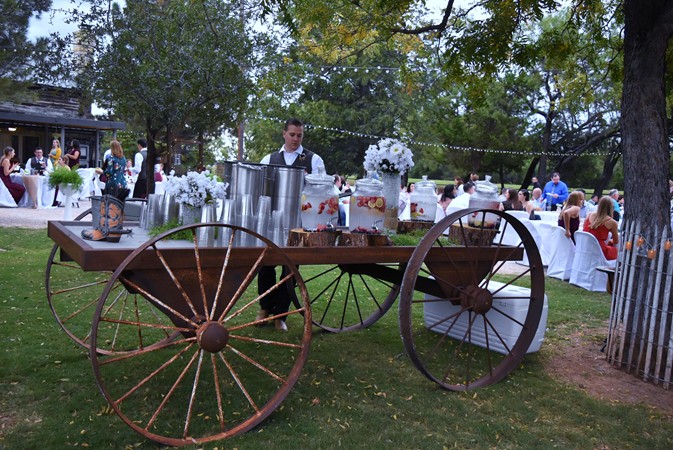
545,326,673,416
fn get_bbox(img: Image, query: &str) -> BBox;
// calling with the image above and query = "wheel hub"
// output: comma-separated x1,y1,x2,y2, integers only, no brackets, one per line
197,322,230,353
459,285,493,315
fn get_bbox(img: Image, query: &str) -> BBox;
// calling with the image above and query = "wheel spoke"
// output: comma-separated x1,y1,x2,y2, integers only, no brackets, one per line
302,264,399,332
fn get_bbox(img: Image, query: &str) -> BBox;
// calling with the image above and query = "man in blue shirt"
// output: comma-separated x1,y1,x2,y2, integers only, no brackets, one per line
542,172,569,211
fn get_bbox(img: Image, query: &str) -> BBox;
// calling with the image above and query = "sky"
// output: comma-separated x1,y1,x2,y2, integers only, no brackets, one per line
28,0,81,40
28,0,450,40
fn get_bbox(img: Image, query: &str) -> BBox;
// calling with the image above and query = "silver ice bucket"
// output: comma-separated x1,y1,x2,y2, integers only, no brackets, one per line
265,164,304,232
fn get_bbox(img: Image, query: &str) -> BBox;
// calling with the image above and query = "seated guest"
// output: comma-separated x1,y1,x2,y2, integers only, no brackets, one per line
609,188,621,221
450,181,474,209
583,196,619,260
1,146,26,204
558,191,582,243
26,147,52,175
454,176,464,195
436,184,456,220
531,187,547,211
519,189,537,218
499,188,523,211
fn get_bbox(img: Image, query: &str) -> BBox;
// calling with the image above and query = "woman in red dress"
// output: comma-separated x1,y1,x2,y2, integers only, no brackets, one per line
1,147,26,204
583,196,619,260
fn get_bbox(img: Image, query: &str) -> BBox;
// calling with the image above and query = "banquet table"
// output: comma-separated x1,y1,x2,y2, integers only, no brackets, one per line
11,173,56,209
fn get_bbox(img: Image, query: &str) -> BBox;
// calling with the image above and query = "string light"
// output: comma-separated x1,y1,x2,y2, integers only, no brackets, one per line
626,234,673,259
252,116,625,157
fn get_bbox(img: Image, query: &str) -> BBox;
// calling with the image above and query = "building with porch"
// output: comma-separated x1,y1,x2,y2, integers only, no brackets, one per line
0,84,125,167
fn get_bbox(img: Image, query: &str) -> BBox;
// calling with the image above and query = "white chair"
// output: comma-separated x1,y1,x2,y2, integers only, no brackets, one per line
75,168,98,200
518,218,544,266
496,212,522,247
545,224,576,280
0,181,18,207
569,231,616,291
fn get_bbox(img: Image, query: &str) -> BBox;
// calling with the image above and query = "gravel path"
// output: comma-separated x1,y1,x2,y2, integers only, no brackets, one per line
0,200,92,229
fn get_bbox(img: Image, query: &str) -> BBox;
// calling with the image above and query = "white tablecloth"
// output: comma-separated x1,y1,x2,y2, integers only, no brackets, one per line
10,174,56,209
536,211,559,223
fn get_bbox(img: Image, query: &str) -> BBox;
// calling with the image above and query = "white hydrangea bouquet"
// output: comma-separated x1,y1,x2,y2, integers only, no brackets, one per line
363,138,414,174
165,170,227,207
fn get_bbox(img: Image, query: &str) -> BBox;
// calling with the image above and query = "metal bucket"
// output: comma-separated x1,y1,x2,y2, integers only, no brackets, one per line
266,164,304,231
230,162,267,213
214,161,236,198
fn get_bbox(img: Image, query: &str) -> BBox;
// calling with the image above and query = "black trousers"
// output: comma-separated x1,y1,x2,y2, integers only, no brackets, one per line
132,178,147,199
257,266,297,321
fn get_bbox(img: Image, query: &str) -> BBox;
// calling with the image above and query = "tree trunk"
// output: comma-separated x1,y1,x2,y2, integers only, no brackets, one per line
611,0,673,380
537,114,554,183
621,1,672,228
198,131,205,169
145,122,159,196
592,143,621,198
520,156,540,190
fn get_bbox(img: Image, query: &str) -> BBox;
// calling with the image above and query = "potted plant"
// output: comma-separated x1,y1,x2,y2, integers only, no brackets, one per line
48,166,84,220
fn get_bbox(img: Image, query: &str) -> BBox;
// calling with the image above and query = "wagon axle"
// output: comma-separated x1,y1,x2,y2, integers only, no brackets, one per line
460,285,493,315
196,321,230,353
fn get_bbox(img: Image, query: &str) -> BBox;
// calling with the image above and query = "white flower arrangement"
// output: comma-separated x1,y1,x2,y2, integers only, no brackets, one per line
363,138,415,174
165,170,227,208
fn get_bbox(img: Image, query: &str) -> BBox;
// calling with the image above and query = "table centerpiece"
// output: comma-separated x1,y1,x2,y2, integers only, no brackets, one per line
164,170,227,225
363,138,414,233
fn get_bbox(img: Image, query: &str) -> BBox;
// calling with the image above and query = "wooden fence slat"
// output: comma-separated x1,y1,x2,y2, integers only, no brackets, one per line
643,225,664,381
609,220,673,389
655,229,673,387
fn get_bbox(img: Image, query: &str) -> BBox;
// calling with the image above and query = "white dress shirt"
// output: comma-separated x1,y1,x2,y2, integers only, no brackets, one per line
260,145,325,173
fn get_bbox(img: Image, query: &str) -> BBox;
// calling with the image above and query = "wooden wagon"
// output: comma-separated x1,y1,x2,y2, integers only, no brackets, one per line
46,208,544,447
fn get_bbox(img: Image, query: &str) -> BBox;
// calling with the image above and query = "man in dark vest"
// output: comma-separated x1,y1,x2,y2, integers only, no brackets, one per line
132,138,148,198
256,118,326,332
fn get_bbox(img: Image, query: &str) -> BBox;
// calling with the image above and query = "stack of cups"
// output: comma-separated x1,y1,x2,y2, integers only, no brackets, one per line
237,194,255,247
139,201,148,230
197,204,217,247
217,198,236,246
255,196,272,246
271,210,284,246
145,194,164,230
162,192,180,224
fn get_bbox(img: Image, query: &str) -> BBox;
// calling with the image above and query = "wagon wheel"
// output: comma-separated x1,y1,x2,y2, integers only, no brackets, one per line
45,208,102,350
296,263,400,332
399,208,545,390
90,223,312,446
45,208,169,354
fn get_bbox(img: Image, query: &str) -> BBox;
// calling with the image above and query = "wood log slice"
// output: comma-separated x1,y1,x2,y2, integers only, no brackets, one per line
287,228,341,247
336,232,393,247
448,224,498,247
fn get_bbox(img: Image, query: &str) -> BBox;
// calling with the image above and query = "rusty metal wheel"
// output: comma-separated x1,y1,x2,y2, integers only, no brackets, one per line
296,264,400,332
399,208,545,390
90,223,311,446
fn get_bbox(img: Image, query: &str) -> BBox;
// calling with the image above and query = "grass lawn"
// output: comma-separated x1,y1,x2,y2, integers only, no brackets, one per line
1,228,672,449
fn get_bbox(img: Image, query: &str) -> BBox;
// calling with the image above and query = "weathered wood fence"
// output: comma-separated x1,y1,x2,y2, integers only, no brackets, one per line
607,220,673,388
